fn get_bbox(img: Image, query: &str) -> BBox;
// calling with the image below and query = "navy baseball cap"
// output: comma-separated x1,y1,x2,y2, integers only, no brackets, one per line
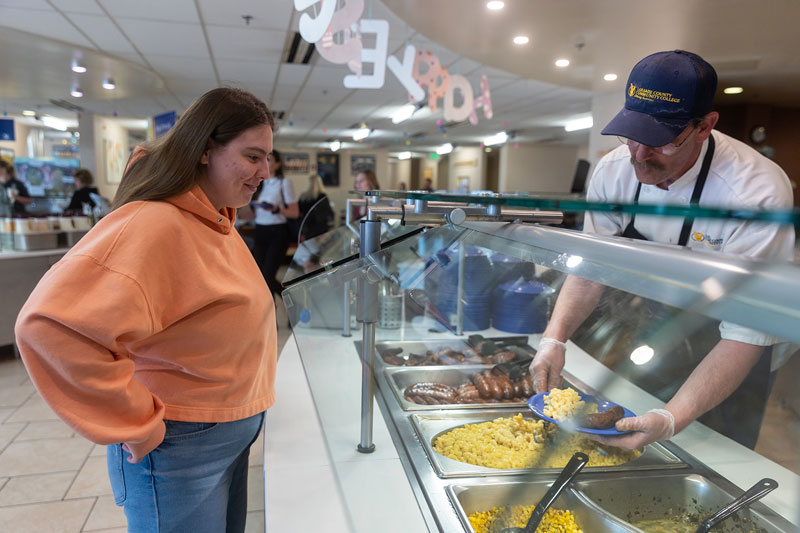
602,50,718,147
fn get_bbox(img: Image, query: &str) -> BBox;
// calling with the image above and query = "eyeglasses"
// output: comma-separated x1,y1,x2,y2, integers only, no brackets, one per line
618,124,698,156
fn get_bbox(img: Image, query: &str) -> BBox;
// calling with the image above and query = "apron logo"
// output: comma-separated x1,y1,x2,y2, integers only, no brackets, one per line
692,231,723,249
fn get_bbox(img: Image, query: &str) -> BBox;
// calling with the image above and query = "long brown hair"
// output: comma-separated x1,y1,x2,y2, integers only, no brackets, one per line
113,88,274,209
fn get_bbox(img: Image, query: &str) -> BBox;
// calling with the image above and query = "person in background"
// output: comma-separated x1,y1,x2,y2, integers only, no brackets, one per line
398,181,408,191
297,173,334,240
421,177,434,192
15,88,278,532
0,158,32,214
353,169,380,219
354,168,380,192
66,167,100,214
251,149,299,296
530,50,794,451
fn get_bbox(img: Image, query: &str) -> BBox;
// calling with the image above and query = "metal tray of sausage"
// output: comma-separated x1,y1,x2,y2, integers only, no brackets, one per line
385,366,580,411
411,410,686,479
362,336,535,368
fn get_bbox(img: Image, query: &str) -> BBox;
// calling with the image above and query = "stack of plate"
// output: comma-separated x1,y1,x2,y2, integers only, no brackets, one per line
490,252,536,286
426,246,493,331
492,280,555,334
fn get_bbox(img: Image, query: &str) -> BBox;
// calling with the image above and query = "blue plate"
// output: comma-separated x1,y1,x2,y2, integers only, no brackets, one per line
528,392,636,435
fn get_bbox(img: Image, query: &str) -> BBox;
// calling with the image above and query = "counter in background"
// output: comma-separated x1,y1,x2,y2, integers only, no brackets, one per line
0,248,69,348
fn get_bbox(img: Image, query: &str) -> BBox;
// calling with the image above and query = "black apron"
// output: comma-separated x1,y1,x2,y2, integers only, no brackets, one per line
576,135,771,448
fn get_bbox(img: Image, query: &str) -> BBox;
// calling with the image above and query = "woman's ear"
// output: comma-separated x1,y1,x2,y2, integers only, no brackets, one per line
200,140,213,165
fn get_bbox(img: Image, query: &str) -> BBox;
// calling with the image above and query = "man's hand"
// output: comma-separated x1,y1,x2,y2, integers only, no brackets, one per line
530,341,566,394
589,409,675,450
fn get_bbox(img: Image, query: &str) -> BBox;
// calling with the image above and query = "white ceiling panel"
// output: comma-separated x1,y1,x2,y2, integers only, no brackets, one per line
101,0,199,23
161,77,218,98
305,64,352,89
277,64,311,86
298,83,351,103
120,19,208,58
0,0,48,7
53,0,104,15
114,52,148,67
197,0,293,31
147,55,215,80
206,26,287,60
66,13,138,55
273,84,301,105
0,8,94,48
217,60,280,86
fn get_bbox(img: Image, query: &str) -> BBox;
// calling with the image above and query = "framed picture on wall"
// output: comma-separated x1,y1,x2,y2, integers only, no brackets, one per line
284,153,310,174
317,152,339,186
350,154,376,178
103,137,126,184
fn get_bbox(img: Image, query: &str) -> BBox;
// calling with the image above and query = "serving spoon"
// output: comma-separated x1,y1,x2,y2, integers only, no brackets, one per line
695,478,777,532
500,452,589,533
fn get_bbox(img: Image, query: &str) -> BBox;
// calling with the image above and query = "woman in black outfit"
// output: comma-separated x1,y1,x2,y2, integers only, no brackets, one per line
251,150,299,296
297,174,334,240
66,168,100,214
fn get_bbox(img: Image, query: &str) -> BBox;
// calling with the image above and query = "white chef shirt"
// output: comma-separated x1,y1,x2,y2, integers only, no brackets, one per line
254,177,297,226
584,130,795,347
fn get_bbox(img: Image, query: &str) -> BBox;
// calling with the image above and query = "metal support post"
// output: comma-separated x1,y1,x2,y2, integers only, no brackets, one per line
342,280,351,337
456,241,466,336
357,216,381,453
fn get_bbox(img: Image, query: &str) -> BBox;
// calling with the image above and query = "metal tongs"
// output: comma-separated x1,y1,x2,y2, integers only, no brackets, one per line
695,478,778,532
500,452,589,533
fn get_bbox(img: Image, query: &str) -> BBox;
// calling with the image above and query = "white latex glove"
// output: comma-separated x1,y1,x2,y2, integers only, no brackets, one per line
530,339,566,394
589,409,675,450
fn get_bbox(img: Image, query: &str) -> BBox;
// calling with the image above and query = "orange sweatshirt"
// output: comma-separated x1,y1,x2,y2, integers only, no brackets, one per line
15,186,277,458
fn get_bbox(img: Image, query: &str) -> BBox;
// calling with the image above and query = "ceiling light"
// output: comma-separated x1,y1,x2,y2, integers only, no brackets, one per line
436,143,453,155
42,116,68,131
330,140,341,152
603,73,618,81
391,104,416,124
564,116,593,132
71,60,86,73
484,131,508,146
22,110,36,117
398,151,411,160
723,86,744,95
352,127,370,141
630,345,655,365
486,1,504,10
102,78,116,90
512,36,529,45
70,87,83,98
555,59,570,68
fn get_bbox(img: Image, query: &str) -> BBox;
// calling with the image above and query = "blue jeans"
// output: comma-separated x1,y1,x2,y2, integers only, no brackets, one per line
107,412,265,533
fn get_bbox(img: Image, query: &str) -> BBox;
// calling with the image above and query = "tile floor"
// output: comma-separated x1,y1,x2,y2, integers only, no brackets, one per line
0,299,294,533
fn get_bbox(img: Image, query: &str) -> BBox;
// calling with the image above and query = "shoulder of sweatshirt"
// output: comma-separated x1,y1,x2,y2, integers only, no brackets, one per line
65,200,200,278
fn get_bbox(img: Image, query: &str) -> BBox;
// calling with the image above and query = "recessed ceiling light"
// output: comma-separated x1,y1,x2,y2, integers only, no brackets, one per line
486,1,504,10
22,110,36,116
352,127,370,141
603,73,618,81
330,140,341,152
723,86,744,95
102,78,116,90
513,36,529,45
555,59,570,68
398,151,411,160
564,116,593,132
70,87,83,98
71,60,86,73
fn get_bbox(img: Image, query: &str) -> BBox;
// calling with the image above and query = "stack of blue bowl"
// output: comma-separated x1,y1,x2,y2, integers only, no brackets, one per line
491,280,555,334
427,246,493,331
490,252,536,286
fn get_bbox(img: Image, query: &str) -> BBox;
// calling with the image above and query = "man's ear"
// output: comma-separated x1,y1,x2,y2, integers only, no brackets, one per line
698,112,719,140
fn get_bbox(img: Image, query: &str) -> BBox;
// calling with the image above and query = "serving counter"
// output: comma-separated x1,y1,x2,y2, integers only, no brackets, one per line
281,203,800,532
